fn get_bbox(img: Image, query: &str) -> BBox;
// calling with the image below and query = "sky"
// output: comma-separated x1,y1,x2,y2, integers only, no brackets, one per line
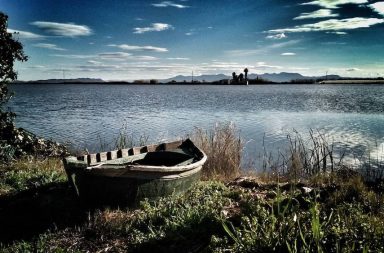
1,0,384,81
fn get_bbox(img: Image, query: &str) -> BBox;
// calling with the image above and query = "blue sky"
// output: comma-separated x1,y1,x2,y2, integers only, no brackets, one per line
2,0,384,80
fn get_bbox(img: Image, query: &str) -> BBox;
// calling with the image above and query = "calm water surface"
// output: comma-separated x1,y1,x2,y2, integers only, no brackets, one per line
9,84,384,169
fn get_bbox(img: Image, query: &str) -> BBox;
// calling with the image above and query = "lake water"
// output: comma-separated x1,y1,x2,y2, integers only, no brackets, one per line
8,84,384,170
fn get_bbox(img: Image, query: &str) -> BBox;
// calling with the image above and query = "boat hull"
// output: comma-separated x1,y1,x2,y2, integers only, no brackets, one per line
63,139,206,206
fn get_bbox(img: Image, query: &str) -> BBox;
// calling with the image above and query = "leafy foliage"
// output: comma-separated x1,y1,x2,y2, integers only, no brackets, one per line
0,12,28,161
0,12,27,116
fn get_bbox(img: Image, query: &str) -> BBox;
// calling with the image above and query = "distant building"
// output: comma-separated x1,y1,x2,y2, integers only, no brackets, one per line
218,79,231,85
133,80,147,84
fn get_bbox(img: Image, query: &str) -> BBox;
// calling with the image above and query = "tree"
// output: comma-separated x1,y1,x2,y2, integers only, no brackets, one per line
244,68,248,80
232,72,237,84
1,12,28,160
239,73,244,83
0,12,28,125
0,15,66,161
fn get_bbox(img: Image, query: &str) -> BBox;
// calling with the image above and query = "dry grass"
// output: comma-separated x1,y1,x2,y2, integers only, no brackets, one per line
190,122,243,181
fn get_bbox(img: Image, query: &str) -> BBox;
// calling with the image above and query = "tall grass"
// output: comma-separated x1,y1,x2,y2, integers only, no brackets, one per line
256,129,359,183
190,122,243,181
113,124,149,150
271,130,384,183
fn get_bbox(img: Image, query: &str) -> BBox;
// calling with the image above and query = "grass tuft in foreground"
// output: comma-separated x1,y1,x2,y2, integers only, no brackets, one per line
191,122,242,181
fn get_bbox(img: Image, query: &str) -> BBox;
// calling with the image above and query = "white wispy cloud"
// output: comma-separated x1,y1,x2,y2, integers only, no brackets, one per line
25,65,46,69
98,52,137,61
87,60,102,65
266,32,287,39
51,54,94,59
52,52,158,61
346,68,361,72
152,1,189,8
133,23,173,34
196,61,280,74
301,0,368,9
226,49,261,57
33,43,66,51
327,31,348,35
226,40,300,57
131,55,159,61
108,44,168,52
281,52,296,56
294,9,338,20
269,18,384,33
30,21,92,37
369,2,384,16
288,67,311,71
255,62,283,69
7,28,45,39
54,64,124,73
321,41,347,45
167,57,190,60
53,63,170,76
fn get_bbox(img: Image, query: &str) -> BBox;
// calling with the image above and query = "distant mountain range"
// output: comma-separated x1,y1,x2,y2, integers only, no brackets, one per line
15,78,105,84
15,72,344,84
162,72,341,83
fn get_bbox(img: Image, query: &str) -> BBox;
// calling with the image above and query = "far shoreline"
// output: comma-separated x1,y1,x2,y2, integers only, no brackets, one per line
12,79,384,85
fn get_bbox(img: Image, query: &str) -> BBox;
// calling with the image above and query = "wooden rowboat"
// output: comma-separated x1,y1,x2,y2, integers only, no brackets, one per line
63,139,207,206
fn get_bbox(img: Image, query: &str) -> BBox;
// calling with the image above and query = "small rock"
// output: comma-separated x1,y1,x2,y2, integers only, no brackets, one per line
229,177,260,189
301,186,313,194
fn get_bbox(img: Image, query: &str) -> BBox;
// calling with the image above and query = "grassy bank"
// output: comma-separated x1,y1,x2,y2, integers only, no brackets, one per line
1,169,383,252
1,125,384,252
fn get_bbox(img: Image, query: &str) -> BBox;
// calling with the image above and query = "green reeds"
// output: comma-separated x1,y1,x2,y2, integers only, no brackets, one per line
257,129,349,184
95,123,149,152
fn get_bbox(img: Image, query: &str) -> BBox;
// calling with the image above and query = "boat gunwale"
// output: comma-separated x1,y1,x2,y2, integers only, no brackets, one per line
97,154,207,173
64,138,207,174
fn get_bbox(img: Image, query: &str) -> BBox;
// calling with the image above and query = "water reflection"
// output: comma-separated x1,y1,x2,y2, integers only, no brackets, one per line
9,84,384,170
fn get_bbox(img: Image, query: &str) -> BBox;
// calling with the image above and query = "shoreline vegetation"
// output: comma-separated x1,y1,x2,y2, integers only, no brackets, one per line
1,123,384,252
12,76,384,85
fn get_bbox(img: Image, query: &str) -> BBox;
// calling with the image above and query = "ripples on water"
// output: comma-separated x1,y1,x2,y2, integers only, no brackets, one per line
9,84,384,170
